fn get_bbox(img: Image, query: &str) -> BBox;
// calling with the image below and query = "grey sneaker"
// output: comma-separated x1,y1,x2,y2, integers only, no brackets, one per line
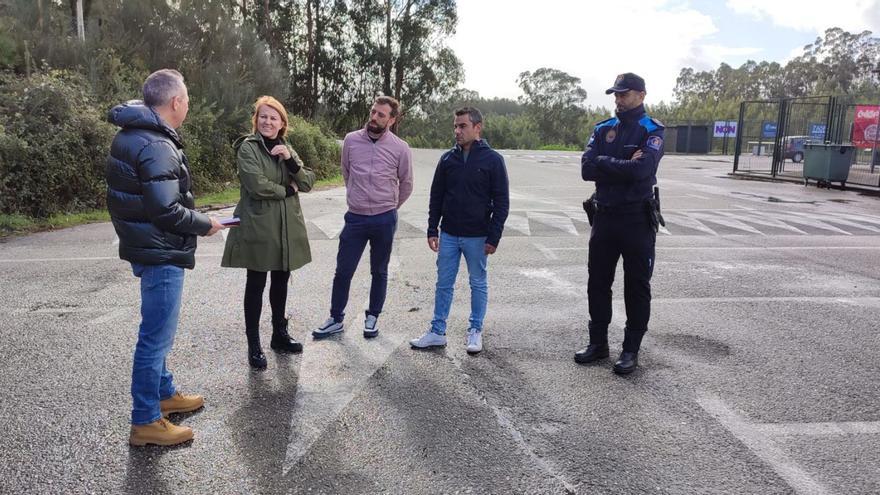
364,314,379,338
313,317,344,339
409,331,447,349
466,328,483,354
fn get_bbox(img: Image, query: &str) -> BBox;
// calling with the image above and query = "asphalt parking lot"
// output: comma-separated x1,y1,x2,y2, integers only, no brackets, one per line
1,150,878,494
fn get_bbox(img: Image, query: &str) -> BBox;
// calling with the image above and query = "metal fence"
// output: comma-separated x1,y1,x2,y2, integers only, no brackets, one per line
732,100,781,175
733,96,880,188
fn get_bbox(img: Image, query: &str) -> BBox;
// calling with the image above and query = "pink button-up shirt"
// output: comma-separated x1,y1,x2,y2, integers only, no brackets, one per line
341,128,414,215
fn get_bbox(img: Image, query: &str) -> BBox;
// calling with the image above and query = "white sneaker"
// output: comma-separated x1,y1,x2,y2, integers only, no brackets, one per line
312,317,344,339
409,331,447,349
364,314,379,338
466,328,483,354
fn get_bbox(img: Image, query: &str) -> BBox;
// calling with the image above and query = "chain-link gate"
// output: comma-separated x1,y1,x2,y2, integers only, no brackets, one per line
734,96,880,188
835,103,880,187
775,96,833,180
733,100,781,175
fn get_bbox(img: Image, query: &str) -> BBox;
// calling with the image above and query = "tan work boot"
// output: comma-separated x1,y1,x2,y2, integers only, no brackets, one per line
129,418,193,446
160,392,204,416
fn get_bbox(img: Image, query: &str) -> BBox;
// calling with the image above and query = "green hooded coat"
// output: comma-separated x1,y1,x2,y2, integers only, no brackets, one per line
221,134,315,272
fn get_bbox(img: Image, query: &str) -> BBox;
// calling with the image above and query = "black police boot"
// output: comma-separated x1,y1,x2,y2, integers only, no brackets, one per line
270,319,303,354
574,343,610,364
613,352,638,375
246,329,267,369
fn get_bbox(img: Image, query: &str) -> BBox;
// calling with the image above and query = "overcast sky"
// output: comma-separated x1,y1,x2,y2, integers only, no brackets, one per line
447,0,880,108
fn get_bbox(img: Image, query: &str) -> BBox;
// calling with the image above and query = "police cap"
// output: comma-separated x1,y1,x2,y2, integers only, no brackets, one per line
605,73,646,94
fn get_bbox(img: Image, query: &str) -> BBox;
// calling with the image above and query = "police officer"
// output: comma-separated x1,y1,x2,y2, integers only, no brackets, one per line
575,72,664,374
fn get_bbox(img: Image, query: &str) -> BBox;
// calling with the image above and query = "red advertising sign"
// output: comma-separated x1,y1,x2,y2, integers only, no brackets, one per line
852,105,880,147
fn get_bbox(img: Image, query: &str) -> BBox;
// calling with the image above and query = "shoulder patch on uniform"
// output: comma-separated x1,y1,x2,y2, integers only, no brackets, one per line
594,117,619,130
639,116,659,133
650,117,664,128
646,135,663,151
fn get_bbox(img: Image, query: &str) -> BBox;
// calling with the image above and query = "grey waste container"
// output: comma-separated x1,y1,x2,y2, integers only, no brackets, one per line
802,143,855,189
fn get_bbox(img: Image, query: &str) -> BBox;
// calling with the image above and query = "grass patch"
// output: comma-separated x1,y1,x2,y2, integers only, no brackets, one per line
1,174,346,238
537,144,580,151
1,210,110,237
196,174,344,209
314,173,344,189
196,187,242,208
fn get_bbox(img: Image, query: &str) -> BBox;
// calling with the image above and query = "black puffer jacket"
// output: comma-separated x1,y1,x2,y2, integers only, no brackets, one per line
105,101,211,269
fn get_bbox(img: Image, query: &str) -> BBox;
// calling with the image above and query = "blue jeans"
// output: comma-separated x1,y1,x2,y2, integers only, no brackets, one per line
430,232,488,335
330,210,397,321
130,263,184,425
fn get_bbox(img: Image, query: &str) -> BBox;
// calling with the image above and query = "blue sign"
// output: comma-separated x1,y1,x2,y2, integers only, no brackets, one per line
809,123,826,141
762,122,777,139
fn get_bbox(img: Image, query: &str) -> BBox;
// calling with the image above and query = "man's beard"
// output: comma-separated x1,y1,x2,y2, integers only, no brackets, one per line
367,121,386,134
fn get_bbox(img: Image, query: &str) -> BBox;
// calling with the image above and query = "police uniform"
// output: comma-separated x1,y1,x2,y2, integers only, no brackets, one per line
575,73,664,374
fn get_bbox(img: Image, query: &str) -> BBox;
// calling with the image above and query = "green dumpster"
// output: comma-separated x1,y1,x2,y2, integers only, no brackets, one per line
802,143,855,189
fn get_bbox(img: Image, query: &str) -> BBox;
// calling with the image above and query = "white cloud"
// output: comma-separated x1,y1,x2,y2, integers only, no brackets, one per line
725,0,880,32
448,0,751,106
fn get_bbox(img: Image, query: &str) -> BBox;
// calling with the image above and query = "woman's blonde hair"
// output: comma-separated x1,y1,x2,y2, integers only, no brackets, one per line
251,95,289,138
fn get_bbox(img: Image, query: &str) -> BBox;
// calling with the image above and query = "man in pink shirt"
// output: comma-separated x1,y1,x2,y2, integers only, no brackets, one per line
313,96,414,339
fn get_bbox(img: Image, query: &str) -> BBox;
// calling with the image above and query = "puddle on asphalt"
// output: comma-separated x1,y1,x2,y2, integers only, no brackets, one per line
653,334,731,359
731,191,817,204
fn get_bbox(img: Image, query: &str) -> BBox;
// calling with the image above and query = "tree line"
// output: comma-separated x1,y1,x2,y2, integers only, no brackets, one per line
1,0,878,220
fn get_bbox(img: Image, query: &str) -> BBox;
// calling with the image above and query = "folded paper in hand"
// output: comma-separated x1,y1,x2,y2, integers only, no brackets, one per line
219,217,241,226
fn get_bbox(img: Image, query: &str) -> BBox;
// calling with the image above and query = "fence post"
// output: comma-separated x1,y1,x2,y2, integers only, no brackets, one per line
733,103,745,172
771,99,786,177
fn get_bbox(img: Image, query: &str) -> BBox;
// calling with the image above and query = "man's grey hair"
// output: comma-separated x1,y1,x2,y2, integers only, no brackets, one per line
454,106,483,125
142,69,186,107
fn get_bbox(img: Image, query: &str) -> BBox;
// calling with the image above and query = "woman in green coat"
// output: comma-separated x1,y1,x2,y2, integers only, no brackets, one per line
221,96,316,369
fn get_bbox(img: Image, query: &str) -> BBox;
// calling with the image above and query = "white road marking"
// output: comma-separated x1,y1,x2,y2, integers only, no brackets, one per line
766,212,852,235
283,338,402,473
310,212,346,239
504,213,531,236
519,268,580,297
690,211,765,235
446,352,577,494
698,393,831,495
660,212,718,235
528,212,579,236
754,421,880,436
533,245,880,253
721,211,807,234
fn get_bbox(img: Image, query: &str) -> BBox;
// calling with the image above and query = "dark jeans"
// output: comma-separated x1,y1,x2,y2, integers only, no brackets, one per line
587,207,656,352
244,269,291,331
330,210,397,321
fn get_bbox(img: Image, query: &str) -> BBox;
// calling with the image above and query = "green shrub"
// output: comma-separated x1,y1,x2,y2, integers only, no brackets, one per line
0,70,115,218
538,144,580,151
180,100,242,194
285,115,341,181
0,20,19,69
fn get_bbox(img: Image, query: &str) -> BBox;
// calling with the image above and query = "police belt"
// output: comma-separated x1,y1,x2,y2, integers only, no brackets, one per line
595,201,646,213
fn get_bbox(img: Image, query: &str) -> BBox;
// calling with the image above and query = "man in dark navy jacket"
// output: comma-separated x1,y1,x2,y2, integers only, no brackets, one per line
575,73,664,375
410,107,510,355
106,69,224,446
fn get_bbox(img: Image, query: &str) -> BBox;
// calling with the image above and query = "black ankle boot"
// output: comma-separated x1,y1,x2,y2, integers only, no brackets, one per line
246,329,267,369
271,320,303,353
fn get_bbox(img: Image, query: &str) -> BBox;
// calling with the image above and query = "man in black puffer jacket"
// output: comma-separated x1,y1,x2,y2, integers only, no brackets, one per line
106,69,224,447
